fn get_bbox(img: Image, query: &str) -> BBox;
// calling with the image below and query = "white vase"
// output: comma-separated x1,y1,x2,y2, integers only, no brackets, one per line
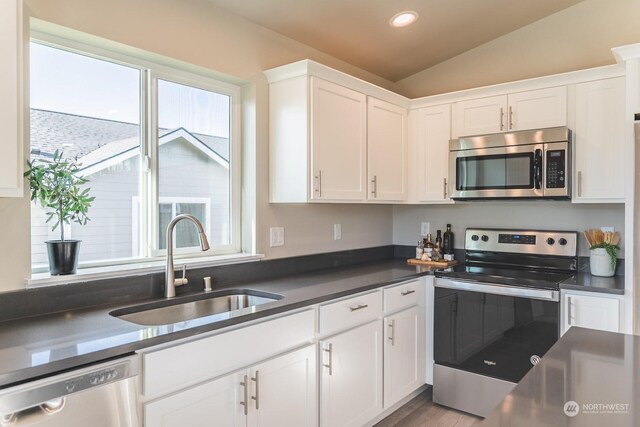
589,248,615,277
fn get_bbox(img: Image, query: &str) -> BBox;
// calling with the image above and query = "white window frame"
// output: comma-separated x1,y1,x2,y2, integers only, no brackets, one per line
29,32,242,273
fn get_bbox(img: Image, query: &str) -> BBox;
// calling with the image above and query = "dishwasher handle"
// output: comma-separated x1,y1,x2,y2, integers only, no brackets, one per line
0,355,139,418
1,398,66,426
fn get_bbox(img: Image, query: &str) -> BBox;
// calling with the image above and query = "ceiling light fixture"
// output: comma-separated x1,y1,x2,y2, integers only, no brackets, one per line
389,11,418,28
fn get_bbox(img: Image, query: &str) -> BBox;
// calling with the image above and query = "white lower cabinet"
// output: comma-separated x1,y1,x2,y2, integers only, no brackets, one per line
320,321,383,427
145,345,317,427
562,291,620,335
384,305,425,408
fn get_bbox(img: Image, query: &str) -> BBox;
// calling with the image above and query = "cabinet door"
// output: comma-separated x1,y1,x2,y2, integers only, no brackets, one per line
249,345,317,427
0,0,23,197
311,77,367,201
367,97,407,201
320,321,383,427
573,77,625,202
453,95,507,137
384,306,425,408
507,86,567,131
563,293,620,334
416,105,451,202
144,370,245,427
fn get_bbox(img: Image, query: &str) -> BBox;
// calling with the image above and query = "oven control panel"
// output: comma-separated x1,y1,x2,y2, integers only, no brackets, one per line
466,228,578,256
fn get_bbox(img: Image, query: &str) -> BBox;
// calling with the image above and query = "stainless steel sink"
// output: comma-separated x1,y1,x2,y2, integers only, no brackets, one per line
110,289,283,326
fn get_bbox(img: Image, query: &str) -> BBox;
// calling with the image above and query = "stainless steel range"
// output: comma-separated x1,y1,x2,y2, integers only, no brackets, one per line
432,228,578,417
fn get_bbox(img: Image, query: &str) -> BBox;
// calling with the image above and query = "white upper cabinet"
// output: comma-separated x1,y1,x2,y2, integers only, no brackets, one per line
367,97,407,201
573,77,625,202
266,60,408,204
413,104,452,203
453,86,567,137
0,0,23,197
454,95,507,137
312,78,368,201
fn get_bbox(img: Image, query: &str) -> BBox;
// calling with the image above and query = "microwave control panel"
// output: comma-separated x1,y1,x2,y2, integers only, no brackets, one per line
546,150,566,189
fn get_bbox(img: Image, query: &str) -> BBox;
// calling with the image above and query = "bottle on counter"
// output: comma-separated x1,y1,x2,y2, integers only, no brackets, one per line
432,230,443,260
424,233,434,258
415,240,424,259
443,224,454,260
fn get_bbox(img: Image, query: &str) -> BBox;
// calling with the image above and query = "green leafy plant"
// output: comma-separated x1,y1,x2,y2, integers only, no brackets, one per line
589,242,620,269
24,150,95,241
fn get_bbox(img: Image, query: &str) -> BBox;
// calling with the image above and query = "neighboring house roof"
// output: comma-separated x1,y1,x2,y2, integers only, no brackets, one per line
30,109,230,165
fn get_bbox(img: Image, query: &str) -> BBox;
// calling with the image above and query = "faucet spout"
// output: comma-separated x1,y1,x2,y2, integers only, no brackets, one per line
165,214,210,298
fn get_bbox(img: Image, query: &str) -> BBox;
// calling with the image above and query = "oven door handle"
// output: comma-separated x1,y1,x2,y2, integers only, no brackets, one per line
435,278,559,302
534,148,543,190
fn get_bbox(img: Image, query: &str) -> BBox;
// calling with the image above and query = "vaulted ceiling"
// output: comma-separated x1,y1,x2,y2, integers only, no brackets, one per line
206,0,584,82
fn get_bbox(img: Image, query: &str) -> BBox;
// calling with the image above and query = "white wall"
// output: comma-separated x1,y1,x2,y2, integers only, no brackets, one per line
393,203,625,257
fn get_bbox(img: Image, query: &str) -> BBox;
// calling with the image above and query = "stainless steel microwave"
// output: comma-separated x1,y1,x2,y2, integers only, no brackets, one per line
449,127,571,200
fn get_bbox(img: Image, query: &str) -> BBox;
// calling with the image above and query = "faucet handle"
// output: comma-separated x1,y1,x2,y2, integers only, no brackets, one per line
175,264,189,287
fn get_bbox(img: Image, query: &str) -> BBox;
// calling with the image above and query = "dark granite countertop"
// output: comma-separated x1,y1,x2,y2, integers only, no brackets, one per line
481,327,639,427
0,258,437,389
559,273,625,295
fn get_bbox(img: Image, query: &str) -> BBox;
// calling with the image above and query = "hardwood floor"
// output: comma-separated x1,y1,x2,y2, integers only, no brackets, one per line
375,388,481,427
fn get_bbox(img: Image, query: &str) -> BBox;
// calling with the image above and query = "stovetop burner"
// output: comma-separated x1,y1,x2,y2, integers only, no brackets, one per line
435,228,579,291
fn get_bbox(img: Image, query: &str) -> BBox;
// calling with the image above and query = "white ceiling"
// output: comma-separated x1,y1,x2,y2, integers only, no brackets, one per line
206,0,585,82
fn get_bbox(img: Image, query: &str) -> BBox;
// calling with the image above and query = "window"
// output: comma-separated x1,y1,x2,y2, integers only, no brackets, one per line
29,40,240,273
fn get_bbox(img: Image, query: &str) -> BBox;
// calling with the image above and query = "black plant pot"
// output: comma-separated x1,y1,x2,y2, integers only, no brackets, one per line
46,240,81,275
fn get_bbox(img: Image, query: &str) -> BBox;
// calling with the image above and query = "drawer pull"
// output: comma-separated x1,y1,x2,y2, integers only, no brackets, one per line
401,290,416,296
349,304,369,312
251,370,260,410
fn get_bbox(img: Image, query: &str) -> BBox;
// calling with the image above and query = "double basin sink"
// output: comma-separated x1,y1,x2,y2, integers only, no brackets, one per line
110,289,284,326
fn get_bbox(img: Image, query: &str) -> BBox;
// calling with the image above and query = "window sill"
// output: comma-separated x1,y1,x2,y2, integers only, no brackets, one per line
26,253,265,288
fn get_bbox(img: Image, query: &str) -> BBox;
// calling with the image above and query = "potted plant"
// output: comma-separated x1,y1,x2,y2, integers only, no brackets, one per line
584,229,620,277
25,150,95,275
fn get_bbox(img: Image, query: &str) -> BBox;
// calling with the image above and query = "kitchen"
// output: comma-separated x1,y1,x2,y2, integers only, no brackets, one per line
0,0,639,426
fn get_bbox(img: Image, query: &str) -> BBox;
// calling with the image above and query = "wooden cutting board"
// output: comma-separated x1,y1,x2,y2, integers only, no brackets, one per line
407,258,459,267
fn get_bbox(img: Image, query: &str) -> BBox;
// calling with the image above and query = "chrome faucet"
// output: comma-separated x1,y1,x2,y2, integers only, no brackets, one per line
165,214,210,298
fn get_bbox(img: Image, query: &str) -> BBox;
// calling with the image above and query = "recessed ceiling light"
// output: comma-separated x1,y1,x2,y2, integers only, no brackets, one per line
389,11,418,28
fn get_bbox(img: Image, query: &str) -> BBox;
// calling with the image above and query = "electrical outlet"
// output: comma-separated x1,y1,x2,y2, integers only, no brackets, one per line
601,226,615,233
421,222,430,237
270,227,284,247
334,224,342,240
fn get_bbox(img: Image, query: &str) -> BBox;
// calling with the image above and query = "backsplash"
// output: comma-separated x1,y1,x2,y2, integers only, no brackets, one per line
393,202,625,257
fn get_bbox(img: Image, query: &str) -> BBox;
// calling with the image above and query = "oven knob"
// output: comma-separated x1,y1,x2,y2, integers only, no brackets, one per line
559,238,568,246
547,237,555,245
481,235,489,242
471,234,479,241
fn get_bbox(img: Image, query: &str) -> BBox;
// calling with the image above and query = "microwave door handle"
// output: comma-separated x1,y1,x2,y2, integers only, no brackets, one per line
534,149,543,190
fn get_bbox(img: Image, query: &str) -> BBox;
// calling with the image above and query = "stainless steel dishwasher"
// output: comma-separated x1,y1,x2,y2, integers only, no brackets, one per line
0,355,140,426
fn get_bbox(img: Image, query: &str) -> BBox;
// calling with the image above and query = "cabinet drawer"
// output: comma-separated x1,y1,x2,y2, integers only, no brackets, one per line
319,291,382,335
142,309,316,399
384,280,423,313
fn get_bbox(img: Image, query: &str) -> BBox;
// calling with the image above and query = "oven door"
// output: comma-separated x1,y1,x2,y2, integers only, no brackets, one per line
449,143,543,199
434,279,559,383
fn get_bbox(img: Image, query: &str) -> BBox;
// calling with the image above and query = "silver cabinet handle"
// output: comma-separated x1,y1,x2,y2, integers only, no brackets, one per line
240,374,249,415
388,319,396,346
315,170,322,197
371,175,377,198
401,289,415,296
349,304,369,312
323,343,333,375
500,108,504,131
567,296,573,326
251,370,260,410
443,178,447,199
577,171,582,197
509,106,514,130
